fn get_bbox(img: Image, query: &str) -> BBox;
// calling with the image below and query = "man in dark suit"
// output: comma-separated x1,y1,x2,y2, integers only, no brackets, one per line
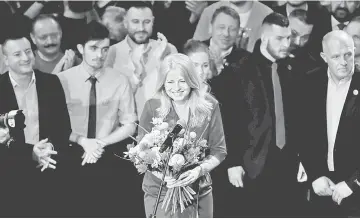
273,0,316,17
0,29,71,217
225,12,304,217
307,1,360,64
299,30,360,217
202,6,250,217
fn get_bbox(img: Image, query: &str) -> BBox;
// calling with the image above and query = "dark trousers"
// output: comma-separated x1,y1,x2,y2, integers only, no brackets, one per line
64,139,144,217
309,175,360,218
243,146,307,218
211,162,248,218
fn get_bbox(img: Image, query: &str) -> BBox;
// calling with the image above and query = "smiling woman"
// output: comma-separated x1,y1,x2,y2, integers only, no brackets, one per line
138,53,227,218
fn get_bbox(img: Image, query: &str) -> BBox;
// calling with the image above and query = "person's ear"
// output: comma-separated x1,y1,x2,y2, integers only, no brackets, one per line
77,44,84,56
320,52,327,63
30,33,36,45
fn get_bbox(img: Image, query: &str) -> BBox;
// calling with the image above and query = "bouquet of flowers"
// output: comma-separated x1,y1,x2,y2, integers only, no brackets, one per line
124,117,209,214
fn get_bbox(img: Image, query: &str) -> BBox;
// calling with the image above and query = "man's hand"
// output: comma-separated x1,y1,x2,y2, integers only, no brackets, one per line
185,0,208,23
130,44,149,83
62,49,76,71
228,166,245,188
51,55,66,74
33,138,58,172
78,138,105,166
312,176,335,196
152,32,168,62
331,181,353,205
0,128,10,144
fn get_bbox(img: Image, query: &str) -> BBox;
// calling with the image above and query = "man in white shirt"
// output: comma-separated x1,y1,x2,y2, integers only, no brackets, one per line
330,0,360,30
104,2,177,119
299,30,360,217
58,21,139,217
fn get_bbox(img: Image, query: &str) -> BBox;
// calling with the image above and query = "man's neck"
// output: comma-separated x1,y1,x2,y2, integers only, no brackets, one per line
209,38,232,57
9,69,33,88
126,35,149,50
37,50,61,62
63,10,86,19
260,43,276,63
233,1,254,13
81,61,101,77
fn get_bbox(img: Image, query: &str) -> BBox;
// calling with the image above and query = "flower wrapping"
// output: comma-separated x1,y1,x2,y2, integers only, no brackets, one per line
124,117,209,214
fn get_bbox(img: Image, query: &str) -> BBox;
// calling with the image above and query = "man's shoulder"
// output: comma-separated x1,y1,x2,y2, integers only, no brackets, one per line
34,70,63,90
58,65,79,79
111,38,128,50
0,72,8,84
103,67,131,85
34,69,58,80
303,66,327,86
254,1,273,15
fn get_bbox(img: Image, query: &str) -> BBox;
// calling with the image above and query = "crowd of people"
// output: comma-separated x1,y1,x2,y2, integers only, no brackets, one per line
0,0,360,218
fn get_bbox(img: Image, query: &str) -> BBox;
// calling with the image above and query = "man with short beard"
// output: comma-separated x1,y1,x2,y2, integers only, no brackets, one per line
104,1,177,118
286,9,321,78
226,12,303,217
31,14,81,74
273,0,318,17
308,0,360,62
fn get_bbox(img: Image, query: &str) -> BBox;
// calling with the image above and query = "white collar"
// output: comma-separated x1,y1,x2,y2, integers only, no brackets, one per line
286,3,308,16
80,62,103,82
209,38,233,58
327,68,353,86
260,44,276,63
331,16,350,29
9,70,36,88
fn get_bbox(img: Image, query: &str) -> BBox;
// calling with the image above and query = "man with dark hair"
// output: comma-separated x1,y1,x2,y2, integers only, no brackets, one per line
307,0,360,63
286,9,321,77
104,2,177,119
57,1,95,52
0,26,71,217
273,0,318,17
58,21,139,217
30,14,81,74
225,12,303,217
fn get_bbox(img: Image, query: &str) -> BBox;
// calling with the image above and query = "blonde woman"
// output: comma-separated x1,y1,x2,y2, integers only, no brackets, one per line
138,53,227,217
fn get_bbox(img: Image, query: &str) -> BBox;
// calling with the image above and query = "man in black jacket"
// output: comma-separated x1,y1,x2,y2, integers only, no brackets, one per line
203,6,250,217
224,12,303,217
299,30,360,217
0,29,71,217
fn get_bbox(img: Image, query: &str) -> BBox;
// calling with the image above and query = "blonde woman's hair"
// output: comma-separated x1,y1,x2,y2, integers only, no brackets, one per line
155,53,213,127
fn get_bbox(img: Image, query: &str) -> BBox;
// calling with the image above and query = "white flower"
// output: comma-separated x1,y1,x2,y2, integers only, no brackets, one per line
189,132,196,139
168,154,185,167
157,122,169,130
151,117,164,126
